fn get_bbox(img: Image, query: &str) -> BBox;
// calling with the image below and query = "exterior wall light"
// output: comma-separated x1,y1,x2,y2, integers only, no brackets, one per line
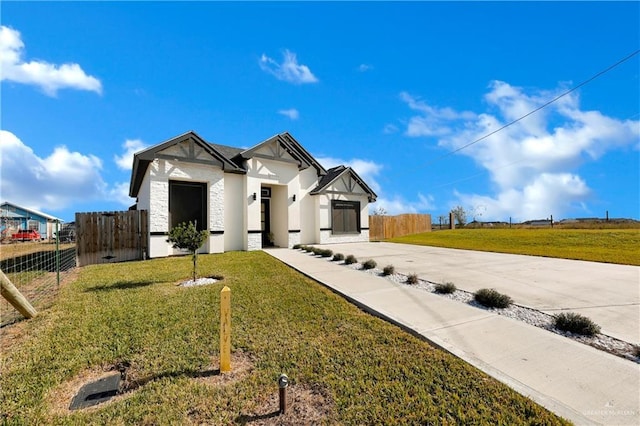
292,194,296,202
252,193,257,201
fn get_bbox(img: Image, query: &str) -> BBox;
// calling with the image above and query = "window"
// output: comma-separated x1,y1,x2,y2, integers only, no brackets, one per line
169,181,207,231
331,200,360,234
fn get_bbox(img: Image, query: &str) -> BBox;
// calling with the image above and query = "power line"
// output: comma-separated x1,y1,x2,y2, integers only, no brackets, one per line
424,49,640,166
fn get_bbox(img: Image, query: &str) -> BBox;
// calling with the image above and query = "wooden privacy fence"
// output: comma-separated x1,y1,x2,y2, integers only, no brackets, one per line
369,214,432,240
76,210,148,267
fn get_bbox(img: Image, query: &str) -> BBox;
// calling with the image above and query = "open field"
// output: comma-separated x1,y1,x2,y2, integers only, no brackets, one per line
390,229,640,266
0,252,568,424
0,242,75,262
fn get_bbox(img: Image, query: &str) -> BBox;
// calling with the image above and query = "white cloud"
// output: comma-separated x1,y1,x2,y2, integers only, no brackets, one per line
0,130,131,212
383,123,399,134
358,64,373,72
371,193,435,216
316,156,383,195
278,108,300,120
454,173,591,221
114,139,148,170
400,91,476,137
259,49,318,84
0,26,102,96
108,182,135,208
401,81,640,221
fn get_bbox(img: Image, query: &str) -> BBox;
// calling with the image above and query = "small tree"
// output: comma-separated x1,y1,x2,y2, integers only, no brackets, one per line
470,205,486,223
451,206,467,226
167,221,209,282
372,205,387,216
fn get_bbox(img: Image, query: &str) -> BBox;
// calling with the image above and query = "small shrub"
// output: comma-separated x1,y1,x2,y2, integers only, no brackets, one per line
332,253,345,262
344,254,358,265
474,288,512,308
362,259,377,270
320,249,333,258
554,312,601,336
292,244,302,250
300,245,310,252
435,282,457,294
167,221,209,282
312,247,324,256
382,265,395,276
406,273,419,285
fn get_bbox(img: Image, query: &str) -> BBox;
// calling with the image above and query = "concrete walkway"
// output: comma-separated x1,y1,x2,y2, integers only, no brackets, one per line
266,245,640,426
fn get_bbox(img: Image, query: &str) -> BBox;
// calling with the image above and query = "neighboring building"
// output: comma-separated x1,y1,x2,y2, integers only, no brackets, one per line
524,219,553,227
0,201,62,241
129,131,377,258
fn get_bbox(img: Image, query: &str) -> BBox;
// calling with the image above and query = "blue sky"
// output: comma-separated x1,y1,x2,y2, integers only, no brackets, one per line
1,1,638,223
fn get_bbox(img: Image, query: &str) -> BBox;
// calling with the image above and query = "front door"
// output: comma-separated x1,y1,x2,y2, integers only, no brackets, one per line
261,199,271,246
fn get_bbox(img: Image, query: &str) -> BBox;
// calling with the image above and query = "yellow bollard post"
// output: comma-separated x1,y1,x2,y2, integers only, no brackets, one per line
220,286,231,372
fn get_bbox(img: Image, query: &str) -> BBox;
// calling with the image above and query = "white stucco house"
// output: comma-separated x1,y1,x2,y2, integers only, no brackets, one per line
128,130,377,258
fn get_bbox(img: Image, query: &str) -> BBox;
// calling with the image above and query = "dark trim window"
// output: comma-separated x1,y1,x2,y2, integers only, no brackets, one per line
331,200,360,234
169,181,207,231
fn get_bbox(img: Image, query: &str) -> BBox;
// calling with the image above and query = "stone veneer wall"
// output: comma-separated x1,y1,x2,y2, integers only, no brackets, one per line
319,229,370,245
247,233,262,251
287,231,301,248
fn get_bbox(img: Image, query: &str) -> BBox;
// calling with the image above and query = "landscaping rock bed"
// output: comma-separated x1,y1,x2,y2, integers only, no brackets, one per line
178,276,223,287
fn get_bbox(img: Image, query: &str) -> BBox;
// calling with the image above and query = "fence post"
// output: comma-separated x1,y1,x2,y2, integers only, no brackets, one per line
1,269,37,319
220,286,231,372
56,220,60,286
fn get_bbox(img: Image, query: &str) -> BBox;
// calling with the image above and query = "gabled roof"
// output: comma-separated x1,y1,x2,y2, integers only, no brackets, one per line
129,131,378,204
238,132,327,175
209,143,244,163
129,131,245,197
311,166,377,202
0,201,62,221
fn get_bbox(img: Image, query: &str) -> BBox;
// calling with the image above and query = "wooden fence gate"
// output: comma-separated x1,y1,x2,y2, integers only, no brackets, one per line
76,210,148,267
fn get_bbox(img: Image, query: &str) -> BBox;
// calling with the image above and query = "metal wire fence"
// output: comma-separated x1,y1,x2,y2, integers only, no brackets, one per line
0,241,76,327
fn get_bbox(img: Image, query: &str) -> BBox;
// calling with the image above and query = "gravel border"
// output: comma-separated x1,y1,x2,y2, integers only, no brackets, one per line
301,250,639,363
179,277,219,287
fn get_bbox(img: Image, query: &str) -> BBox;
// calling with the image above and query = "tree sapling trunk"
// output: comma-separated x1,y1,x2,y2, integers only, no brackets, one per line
167,221,209,282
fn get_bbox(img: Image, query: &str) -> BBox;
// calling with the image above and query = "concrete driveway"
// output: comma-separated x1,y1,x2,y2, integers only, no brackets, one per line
319,242,640,344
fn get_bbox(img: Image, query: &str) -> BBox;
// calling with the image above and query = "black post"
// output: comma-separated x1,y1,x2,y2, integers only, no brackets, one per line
56,220,60,286
278,374,289,415
279,387,286,414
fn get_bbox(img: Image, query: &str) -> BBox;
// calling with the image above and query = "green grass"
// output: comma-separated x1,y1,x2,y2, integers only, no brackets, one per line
0,252,568,424
390,229,640,265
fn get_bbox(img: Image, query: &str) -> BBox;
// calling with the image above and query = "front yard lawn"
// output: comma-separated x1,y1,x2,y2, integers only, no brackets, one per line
390,228,640,265
1,251,569,424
